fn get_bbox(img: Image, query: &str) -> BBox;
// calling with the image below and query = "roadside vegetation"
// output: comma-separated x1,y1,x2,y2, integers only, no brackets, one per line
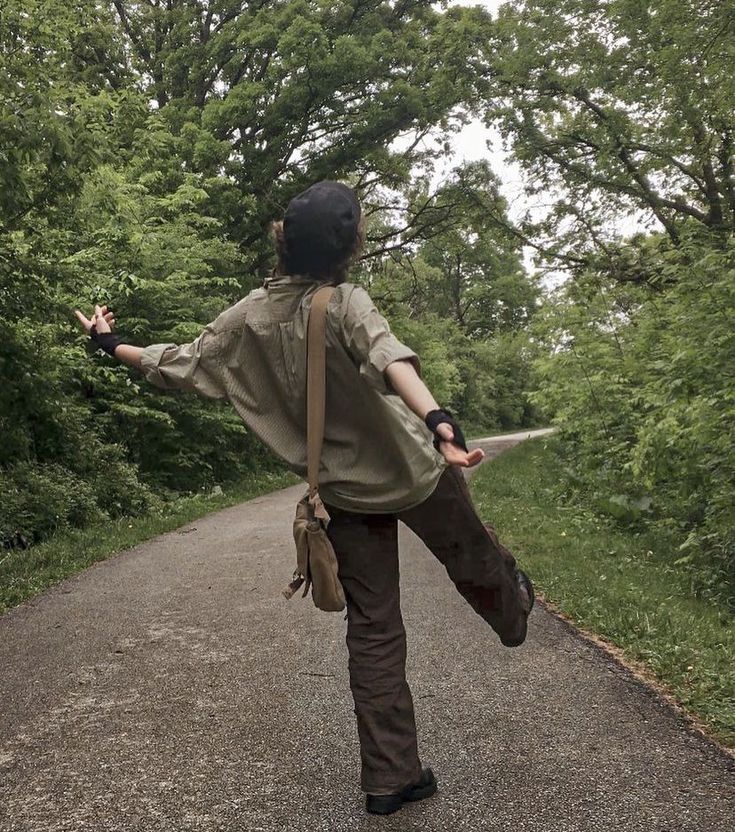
0,469,301,616
470,436,735,748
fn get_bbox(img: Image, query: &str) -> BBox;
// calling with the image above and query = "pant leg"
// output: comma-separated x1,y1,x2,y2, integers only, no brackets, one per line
323,500,423,794
397,464,530,646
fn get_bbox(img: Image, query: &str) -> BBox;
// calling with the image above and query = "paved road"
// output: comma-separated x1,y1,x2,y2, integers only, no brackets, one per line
1,430,733,832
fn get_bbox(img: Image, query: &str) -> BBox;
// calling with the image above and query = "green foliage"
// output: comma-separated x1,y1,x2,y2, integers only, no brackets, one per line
0,451,159,550
531,225,735,600
462,331,539,433
1,463,104,548
484,0,735,265
469,1,735,600
360,161,542,435
1,0,536,554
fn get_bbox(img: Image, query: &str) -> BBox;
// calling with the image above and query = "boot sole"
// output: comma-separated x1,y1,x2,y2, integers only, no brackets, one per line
366,771,438,814
500,570,535,647
405,779,438,802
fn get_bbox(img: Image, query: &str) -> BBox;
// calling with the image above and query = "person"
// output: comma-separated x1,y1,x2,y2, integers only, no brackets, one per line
74,180,534,816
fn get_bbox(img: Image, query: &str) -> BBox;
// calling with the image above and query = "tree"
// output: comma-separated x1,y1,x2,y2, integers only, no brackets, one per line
477,0,735,274
4,0,538,549
109,0,495,265
358,161,541,433
417,161,538,339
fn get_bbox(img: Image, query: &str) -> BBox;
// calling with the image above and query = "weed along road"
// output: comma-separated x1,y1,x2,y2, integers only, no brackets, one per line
1,430,733,832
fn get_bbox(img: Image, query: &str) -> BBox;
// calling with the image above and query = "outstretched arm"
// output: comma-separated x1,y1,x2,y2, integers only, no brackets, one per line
112,343,144,369
385,358,485,468
74,304,228,400
339,286,484,468
384,357,440,420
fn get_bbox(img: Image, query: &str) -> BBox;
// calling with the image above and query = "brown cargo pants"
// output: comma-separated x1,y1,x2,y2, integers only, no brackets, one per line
322,463,531,795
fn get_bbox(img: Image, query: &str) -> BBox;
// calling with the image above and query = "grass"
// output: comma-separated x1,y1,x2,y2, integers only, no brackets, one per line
0,468,303,615
469,435,735,749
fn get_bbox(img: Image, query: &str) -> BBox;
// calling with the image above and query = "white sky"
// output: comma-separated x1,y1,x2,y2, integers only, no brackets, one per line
437,0,651,284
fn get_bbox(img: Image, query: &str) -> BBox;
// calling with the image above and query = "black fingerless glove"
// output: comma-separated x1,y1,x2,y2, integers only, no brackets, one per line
90,324,124,357
424,408,469,453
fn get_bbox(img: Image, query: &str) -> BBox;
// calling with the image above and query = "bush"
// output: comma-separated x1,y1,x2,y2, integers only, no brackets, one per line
0,457,161,549
531,224,735,603
0,464,104,548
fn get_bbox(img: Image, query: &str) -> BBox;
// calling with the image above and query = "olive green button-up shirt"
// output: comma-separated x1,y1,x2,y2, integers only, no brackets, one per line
139,274,449,513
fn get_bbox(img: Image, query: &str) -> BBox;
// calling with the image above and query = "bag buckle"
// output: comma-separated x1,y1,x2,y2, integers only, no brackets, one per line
282,571,306,600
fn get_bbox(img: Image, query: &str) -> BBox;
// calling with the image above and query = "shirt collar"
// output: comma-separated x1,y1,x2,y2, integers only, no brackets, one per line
262,272,322,289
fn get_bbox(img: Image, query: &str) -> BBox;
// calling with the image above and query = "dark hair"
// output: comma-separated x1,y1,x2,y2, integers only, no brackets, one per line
270,214,366,286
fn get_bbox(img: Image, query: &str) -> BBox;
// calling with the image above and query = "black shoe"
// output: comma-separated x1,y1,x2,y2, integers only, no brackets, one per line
519,568,535,612
500,569,535,647
365,767,438,815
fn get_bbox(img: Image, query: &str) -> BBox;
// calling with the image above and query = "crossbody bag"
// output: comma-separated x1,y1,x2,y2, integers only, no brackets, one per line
282,284,346,612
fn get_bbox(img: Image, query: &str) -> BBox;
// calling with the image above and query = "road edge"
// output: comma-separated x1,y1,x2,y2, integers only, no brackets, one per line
470,432,735,761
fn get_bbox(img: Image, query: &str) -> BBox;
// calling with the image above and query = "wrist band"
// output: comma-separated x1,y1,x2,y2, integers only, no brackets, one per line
424,408,469,453
90,325,124,357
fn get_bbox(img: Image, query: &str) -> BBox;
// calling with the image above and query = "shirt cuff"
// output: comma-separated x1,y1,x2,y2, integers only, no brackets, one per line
368,342,422,395
139,343,180,389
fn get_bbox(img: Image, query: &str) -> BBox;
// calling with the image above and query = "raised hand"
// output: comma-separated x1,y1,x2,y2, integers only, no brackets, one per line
74,304,116,335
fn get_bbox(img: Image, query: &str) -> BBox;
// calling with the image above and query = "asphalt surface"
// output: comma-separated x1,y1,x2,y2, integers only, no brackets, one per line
1,429,733,832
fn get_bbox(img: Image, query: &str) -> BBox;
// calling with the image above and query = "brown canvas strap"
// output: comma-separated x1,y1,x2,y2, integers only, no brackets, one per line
306,284,336,521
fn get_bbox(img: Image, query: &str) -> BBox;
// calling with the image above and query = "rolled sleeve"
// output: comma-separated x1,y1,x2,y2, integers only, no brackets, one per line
139,328,229,401
341,286,421,395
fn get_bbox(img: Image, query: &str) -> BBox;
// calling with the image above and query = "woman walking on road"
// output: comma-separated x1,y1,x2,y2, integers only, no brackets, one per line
74,180,534,816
